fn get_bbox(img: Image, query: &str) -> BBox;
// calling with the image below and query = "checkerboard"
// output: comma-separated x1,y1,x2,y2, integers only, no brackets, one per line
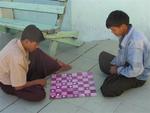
50,72,97,99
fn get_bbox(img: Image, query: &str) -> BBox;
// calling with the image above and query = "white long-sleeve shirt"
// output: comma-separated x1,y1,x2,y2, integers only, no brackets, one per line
0,39,30,87
111,27,150,80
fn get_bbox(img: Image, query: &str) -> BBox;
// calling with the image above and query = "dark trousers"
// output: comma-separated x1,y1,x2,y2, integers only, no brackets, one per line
0,48,61,101
99,51,146,97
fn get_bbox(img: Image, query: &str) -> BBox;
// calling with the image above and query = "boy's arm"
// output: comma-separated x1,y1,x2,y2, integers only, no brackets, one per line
15,79,46,90
111,50,124,66
10,56,46,90
111,57,118,65
117,46,144,78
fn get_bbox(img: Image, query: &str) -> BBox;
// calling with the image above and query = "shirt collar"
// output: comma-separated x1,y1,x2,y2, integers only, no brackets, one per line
17,39,29,57
120,25,134,48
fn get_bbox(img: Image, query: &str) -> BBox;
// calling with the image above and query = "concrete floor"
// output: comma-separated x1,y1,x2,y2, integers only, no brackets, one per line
0,32,150,113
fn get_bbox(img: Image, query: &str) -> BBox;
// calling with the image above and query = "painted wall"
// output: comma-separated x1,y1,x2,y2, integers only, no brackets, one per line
0,10,1,17
71,0,150,41
0,0,150,41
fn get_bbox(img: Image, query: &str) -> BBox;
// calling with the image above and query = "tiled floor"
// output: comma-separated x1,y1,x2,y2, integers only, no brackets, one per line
0,32,150,113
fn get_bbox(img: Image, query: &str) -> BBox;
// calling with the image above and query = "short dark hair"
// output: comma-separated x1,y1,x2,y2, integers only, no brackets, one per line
106,10,129,28
21,25,45,42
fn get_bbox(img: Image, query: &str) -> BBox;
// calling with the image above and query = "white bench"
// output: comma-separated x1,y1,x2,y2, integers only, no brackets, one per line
0,0,83,56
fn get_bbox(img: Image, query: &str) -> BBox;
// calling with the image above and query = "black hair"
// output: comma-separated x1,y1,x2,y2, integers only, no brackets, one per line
106,10,129,28
21,25,45,42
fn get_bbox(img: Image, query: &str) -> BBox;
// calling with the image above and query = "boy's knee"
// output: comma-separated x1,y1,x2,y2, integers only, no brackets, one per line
16,85,46,101
99,52,105,71
99,51,106,62
101,85,112,97
28,86,46,101
101,86,114,97
31,89,46,101
99,51,111,74
100,85,122,97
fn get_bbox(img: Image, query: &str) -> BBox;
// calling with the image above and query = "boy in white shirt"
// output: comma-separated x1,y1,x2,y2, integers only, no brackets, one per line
0,25,71,101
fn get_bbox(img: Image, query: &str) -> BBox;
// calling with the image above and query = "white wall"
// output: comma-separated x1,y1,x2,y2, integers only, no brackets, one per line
71,0,150,41
1,0,150,42
0,10,2,17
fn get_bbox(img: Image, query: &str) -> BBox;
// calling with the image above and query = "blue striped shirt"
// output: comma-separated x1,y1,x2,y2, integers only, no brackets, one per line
111,26,150,80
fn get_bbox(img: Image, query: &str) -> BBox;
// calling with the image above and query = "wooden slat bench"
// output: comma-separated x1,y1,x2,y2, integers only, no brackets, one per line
0,0,83,56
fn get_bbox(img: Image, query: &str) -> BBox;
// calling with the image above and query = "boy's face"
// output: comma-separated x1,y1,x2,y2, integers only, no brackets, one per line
110,24,127,38
24,39,39,52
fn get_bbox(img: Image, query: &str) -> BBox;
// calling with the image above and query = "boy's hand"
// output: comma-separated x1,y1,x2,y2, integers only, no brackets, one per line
110,65,117,75
34,79,47,86
15,79,47,90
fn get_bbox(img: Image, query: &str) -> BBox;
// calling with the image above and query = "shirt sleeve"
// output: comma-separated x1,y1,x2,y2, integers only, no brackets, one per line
111,50,124,66
9,56,27,87
111,56,119,65
117,41,144,78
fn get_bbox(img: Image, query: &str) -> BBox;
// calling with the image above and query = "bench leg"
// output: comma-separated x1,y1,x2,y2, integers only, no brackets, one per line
0,27,10,33
49,40,58,56
0,27,19,35
45,31,84,46
45,31,84,56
